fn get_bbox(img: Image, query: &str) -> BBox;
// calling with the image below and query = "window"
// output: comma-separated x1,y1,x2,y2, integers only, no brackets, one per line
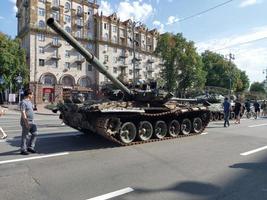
76,30,81,38
129,69,133,75
65,26,71,33
39,46,44,54
38,20,45,28
113,67,117,74
52,0,59,6
65,62,70,69
77,63,82,70
104,55,109,62
112,36,117,43
65,50,70,58
112,25,117,33
52,11,59,21
77,6,82,14
39,0,46,3
39,59,45,66
77,18,82,26
65,2,71,12
104,33,109,41
38,8,45,16
37,33,45,41
64,15,71,23
51,60,58,68
52,37,59,45
104,23,108,30
87,64,92,71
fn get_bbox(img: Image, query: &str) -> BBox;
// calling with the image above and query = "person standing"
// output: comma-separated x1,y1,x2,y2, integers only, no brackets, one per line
0,107,8,139
234,100,242,124
253,100,260,118
223,97,231,127
20,89,38,155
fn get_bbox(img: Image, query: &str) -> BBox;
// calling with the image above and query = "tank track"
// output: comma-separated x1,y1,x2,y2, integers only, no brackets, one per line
95,107,210,146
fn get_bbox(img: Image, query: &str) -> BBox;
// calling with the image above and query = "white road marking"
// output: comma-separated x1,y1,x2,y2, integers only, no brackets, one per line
240,145,267,156
248,123,267,128
0,152,69,165
201,132,208,135
0,132,82,143
87,187,134,200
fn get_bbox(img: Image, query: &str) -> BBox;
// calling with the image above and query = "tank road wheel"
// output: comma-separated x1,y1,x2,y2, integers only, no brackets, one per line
119,122,137,144
192,117,203,133
168,120,180,137
181,118,192,135
138,121,153,141
154,121,168,139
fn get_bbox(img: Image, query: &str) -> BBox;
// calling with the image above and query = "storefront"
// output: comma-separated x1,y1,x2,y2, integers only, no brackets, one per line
42,88,55,103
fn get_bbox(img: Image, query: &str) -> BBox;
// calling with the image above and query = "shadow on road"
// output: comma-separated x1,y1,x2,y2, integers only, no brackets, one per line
0,132,121,156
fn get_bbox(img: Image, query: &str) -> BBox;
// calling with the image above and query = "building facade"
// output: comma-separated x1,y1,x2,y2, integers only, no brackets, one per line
16,0,162,104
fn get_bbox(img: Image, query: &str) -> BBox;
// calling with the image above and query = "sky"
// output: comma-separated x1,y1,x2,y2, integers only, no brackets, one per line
1,0,267,84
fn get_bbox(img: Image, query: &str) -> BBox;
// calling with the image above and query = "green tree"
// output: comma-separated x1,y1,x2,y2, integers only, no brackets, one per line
155,33,206,94
0,32,28,93
201,50,249,93
250,82,266,94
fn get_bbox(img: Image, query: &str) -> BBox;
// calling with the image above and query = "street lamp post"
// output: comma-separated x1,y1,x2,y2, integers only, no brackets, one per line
16,74,23,104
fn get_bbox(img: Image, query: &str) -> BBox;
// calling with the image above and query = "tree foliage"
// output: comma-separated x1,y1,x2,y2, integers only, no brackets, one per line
155,33,206,94
250,82,266,94
201,50,249,93
0,32,28,91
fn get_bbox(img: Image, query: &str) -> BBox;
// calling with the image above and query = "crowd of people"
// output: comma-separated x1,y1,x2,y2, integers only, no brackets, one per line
223,97,267,127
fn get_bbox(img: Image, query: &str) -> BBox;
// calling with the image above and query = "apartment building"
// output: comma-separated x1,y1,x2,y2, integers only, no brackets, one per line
16,0,98,104
95,13,162,86
16,0,162,104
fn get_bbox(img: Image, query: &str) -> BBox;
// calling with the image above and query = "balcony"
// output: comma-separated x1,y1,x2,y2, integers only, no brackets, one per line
50,54,61,60
50,41,62,48
51,4,60,11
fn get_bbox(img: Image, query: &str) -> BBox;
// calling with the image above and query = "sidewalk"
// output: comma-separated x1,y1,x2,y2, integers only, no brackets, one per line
1,103,59,116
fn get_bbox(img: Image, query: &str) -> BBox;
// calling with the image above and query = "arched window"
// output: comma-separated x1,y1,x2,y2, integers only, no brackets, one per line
65,2,71,12
40,74,56,85
77,6,82,14
38,20,45,28
76,30,81,38
62,76,74,86
113,36,117,43
104,33,109,41
65,26,71,33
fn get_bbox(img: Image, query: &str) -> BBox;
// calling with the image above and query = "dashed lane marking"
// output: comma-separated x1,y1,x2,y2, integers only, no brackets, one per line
201,132,208,135
86,187,134,200
0,152,69,165
248,123,267,128
0,132,82,143
240,145,267,156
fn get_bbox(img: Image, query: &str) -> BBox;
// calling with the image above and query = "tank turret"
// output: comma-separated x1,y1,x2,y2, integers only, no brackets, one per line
47,18,210,145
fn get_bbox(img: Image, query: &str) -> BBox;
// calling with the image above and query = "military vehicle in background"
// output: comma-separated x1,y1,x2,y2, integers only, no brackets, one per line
47,18,210,145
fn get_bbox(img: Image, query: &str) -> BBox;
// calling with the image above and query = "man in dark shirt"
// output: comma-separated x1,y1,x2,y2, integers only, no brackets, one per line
223,97,231,127
20,89,38,155
245,99,251,112
254,100,260,118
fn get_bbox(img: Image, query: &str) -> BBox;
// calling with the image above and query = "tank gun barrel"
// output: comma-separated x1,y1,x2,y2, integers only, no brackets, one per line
46,18,132,96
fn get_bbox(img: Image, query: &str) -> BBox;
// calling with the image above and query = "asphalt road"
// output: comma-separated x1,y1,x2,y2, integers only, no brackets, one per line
0,110,267,200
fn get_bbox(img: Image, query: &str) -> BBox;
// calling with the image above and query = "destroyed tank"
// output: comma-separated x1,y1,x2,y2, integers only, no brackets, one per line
47,18,211,145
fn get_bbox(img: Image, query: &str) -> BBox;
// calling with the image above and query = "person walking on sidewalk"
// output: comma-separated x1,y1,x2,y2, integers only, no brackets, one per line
0,107,7,139
223,97,231,127
20,89,38,155
234,99,242,124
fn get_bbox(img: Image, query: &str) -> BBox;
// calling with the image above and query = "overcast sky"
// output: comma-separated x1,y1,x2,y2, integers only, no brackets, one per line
1,0,267,84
